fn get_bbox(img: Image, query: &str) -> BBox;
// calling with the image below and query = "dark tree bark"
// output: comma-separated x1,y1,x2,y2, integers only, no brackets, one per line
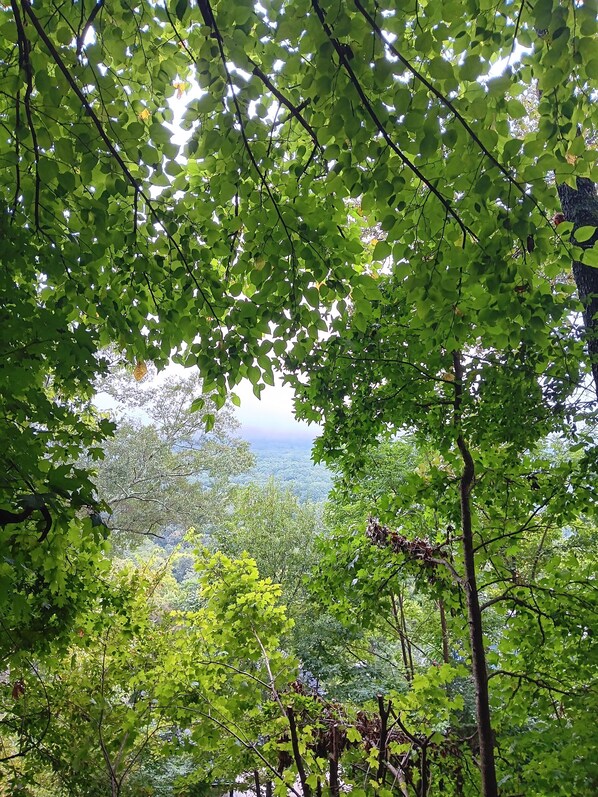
329,724,340,797
391,591,414,681
453,352,498,797
458,444,498,797
557,177,598,397
376,696,391,785
286,707,311,797
253,770,261,797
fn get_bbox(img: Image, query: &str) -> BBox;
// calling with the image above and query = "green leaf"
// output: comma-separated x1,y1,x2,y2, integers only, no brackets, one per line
346,726,362,743
175,0,188,21
581,245,598,268
574,225,596,243
585,59,598,80
429,58,454,81
373,240,391,260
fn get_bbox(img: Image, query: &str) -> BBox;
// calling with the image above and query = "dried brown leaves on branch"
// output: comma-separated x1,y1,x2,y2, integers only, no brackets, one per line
366,518,446,566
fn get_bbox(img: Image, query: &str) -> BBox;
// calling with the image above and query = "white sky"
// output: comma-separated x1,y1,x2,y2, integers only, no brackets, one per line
96,362,316,438
150,363,317,438
234,377,318,438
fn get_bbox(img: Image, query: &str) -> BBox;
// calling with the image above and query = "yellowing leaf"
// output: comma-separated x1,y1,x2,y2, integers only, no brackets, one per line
133,361,148,381
173,81,188,99
138,108,151,121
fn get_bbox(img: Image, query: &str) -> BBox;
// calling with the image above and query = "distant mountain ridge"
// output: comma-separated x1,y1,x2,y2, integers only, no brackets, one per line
241,425,319,444
238,433,333,503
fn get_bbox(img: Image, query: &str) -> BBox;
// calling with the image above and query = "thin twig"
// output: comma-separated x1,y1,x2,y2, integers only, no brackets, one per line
77,0,105,56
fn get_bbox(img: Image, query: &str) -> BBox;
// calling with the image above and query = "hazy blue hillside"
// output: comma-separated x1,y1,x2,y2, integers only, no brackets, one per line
238,432,333,503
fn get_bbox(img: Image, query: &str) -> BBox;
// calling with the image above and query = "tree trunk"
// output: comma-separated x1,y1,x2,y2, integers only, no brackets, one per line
329,724,340,797
453,352,498,797
391,592,414,681
557,177,598,397
376,696,390,785
419,744,429,797
253,770,261,797
459,453,498,797
286,706,311,797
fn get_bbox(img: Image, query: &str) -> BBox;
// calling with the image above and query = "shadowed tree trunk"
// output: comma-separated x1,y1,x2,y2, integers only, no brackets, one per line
557,177,598,397
453,352,498,797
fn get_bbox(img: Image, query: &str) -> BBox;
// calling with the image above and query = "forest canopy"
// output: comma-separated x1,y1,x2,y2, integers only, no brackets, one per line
1,1,597,796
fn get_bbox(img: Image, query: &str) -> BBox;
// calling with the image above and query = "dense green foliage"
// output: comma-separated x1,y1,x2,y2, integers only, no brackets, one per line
5,432,595,796
1,0,598,795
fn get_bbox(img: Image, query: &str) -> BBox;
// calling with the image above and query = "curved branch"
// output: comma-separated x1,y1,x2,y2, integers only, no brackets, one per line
248,59,321,149
487,669,587,697
354,1,546,220
198,0,297,257
20,0,219,321
0,498,52,542
311,0,475,246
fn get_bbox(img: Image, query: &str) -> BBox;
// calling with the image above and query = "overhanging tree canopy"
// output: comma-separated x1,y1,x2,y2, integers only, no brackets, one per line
2,0,597,512
1,4,597,792
2,0,597,395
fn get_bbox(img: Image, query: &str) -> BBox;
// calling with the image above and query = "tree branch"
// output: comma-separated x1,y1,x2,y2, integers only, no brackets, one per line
311,0,475,246
76,0,104,56
248,59,320,150
354,0,548,224
21,0,219,320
